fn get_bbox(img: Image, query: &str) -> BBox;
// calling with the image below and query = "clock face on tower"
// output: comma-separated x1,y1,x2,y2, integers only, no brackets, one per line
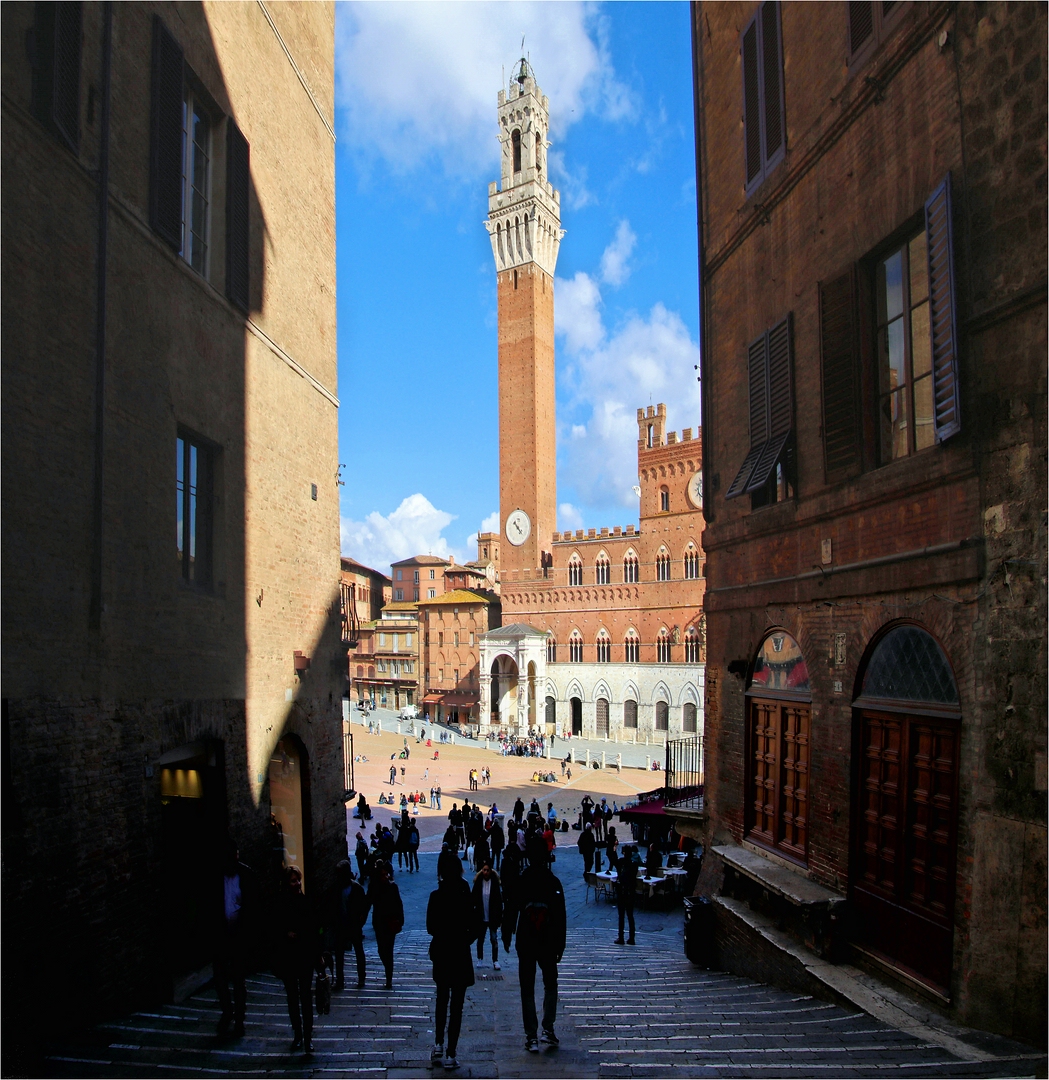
505,509,532,546
687,471,703,508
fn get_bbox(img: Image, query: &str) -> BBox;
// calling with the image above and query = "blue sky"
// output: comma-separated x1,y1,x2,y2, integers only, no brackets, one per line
335,2,699,573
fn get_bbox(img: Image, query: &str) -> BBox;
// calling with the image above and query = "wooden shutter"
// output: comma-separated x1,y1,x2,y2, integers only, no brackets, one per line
747,315,792,492
742,18,763,188
760,2,785,166
820,269,860,478
226,120,251,311
925,174,961,442
726,333,769,499
52,3,82,151
848,1,875,57
149,16,184,251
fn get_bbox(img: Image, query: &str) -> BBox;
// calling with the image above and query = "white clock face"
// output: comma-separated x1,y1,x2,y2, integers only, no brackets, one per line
687,471,704,508
505,509,531,546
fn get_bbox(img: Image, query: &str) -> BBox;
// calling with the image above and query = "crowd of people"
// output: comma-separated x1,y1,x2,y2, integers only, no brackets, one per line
497,732,547,757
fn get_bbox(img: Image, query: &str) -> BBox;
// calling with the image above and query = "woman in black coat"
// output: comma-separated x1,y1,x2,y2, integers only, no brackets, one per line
365,860,404,989
426,857,479,1069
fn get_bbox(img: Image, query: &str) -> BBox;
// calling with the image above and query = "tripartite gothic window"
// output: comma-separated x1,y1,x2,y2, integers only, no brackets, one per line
657,630,672,663
656,548,671,581
596,631,611,663
684,627,701,663
568,556,583,586
595,555,610,584
624,631,640,663
546,636,557,662
623,551,639,583
684,544,700,579
569,632,584,663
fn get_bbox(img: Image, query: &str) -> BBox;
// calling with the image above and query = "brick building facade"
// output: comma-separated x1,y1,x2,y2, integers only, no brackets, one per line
2,2,342,1064
691,0,1045,1043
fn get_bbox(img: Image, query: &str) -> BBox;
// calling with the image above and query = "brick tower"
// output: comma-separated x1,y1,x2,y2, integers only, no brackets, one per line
485,59,562,577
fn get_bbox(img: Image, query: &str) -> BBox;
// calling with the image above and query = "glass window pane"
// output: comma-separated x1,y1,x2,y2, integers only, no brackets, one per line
878,318,906,396
911,300,931,378
891,387,909,459
909,231,928,305
176,438,185,562
913,374,935,451
879,249,904,322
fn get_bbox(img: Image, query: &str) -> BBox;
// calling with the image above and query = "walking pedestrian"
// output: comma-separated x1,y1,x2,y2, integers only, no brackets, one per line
273,866,320,1054
408,819,421,873
354,831,370,881
436,785,442,810
472,861,503,970
614,845,640,945
516,837,566,1053
328,860,367,990
427,854,480,1070
489,817,505,871
577,822,596,876
389,764,397,785
365,860,404,989
512,796,525,824
606,827,620,873
214,839,258,1038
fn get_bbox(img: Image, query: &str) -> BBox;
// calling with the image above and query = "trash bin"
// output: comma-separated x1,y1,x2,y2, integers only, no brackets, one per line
683,895,714,967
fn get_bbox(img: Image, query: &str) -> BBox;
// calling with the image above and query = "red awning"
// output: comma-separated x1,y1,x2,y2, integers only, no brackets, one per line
421,693,443,705
617,798,667,821
441,695,478,708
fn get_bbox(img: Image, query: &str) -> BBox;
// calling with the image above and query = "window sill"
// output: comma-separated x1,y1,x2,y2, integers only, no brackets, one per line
715,843,842,907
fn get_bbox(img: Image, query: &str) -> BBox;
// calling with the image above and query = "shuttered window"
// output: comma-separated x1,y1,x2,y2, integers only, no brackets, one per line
820,268,861,479
31,2,83,153
226,121,250,311
926,174,961,442
847,1,907,68
741,1,786,194
726,315,794,501
150,16,184,250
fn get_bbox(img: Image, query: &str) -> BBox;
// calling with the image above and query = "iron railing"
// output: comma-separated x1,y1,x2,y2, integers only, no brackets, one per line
664,734,704,811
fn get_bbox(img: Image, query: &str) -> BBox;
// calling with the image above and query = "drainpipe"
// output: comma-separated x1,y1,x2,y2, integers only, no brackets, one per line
89,2,112,629
690,2,711,523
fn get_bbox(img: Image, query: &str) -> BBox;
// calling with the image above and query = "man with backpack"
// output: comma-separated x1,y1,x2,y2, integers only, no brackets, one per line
407,819,421,873
515,836,566,1053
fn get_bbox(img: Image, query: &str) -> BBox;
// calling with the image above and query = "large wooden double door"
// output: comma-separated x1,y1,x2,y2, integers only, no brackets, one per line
850,709,959,995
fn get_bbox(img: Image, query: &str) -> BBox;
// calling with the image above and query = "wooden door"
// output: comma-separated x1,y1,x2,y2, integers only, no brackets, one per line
851,709,959,995
596,698,609,738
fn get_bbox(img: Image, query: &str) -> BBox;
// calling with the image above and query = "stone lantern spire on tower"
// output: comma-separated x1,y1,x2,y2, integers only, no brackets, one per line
486,60,562,579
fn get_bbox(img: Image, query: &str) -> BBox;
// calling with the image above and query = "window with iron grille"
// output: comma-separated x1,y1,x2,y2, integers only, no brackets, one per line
568,558,583,586
595,556,610,584
569,634,584,663
623,553,639,583
596,634,611,663
684,546,700,579
656,550,671,581
741,1,786,194
624,633,640,663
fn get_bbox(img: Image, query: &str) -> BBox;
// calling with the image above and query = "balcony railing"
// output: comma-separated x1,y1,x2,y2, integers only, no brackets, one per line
664,734,704,812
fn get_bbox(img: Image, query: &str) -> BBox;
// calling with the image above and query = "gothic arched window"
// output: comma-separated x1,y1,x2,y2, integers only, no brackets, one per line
684,627,701,663
656,548,671,581
623,551,639,583
512,129,521,172
684,543,700,579
624,630,640,663
596,630,611,663
569,631,584,663
595,554,610,584
660,486,670,512
657,629,672,663
568,556,583,586
546,636,557,662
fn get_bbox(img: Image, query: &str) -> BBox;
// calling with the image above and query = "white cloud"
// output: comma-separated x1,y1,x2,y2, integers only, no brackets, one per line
558,502,585,531
556,271,604,353
554,228,701,512
335,2,634,179
480,510,500,533
599,220,637,287
341,493,466,573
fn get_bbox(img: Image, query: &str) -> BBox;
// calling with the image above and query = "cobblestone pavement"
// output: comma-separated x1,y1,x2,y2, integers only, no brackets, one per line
47,852,1045,1078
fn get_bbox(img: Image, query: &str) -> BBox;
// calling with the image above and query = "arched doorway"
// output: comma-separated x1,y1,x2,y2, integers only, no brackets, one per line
745,630,811,864
596,697,609,739
571,696,582,736
545,695,556,730
491,656,519,731
850,624,960,997
269,735,311,892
